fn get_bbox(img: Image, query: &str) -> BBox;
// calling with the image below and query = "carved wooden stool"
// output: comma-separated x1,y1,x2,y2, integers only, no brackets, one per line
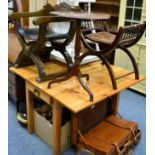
9,2,76,82
81,22,146,89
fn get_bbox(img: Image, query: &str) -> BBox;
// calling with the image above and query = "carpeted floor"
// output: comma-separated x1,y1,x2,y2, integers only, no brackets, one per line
8,89,146,155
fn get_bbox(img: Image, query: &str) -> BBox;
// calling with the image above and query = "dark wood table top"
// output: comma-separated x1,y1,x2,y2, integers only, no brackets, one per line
50,11,111,20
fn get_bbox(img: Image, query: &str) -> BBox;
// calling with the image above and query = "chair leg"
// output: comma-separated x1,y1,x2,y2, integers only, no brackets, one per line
37,47,52,62
100,55,117,89
30,54,47,81
14,50,34,67
52,41,73,70
77,72,93,102
79,52,117,89
118,45,139,80
60,49,73,70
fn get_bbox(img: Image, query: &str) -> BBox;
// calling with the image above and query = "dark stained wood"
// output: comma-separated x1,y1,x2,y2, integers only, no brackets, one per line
50,11,111,20
71,98,112,146
9,2,76,83
48,11,111,101
81,22,146,92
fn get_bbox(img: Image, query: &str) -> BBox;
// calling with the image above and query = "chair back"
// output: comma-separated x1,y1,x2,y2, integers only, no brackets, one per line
118,22,146,47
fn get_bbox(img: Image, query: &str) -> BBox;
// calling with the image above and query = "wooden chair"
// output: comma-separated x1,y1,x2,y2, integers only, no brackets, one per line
9,1,76,82
80,22,146,89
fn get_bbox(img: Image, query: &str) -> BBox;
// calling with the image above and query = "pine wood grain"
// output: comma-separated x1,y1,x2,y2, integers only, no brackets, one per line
10,61,144,113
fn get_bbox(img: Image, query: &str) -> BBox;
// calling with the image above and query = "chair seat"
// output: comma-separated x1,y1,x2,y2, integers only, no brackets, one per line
18,28,68,42
86,31,116,45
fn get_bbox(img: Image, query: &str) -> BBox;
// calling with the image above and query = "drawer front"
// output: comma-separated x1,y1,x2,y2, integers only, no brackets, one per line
8,81,16,98
26,82,50,104
8,71,16,84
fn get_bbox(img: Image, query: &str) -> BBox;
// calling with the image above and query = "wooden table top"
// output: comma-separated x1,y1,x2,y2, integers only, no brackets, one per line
10,61,144,113
50,11,111,20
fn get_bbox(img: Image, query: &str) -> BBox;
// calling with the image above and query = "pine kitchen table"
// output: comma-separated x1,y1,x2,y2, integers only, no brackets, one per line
10,60,144,155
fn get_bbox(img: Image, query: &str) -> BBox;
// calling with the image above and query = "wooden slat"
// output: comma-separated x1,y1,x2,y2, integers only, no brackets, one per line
10,61,144,113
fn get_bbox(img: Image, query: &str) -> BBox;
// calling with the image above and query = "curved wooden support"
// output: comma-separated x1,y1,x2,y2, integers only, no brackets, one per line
79,73,89,81
47,67,75,89
30,54,46,78
118,45,139,80
14,48,33,67
48,71,93,101
30,53,69,82
79,52,117,89
47,61,92,101
100,55,117,89
77,72,94,102
58,49,73,70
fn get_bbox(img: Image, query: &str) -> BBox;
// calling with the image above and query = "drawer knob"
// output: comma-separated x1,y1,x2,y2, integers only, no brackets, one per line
33,88,40,98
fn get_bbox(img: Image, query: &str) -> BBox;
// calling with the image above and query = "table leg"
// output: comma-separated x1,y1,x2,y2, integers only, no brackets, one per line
47,20,94,101
52,100,62,155
26,81,34,133
112,93,120,115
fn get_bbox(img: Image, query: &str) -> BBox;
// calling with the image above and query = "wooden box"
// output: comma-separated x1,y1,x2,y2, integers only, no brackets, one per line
71,98,113,146
34,110,71,153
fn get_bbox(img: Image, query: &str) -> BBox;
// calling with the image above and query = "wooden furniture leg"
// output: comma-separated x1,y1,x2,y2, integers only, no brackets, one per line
52,100,62,155
112,93,120,115
26,81,34,133
48,20,93,101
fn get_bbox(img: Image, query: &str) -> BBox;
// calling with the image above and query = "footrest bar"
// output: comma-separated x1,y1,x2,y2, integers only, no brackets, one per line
115,71,134,80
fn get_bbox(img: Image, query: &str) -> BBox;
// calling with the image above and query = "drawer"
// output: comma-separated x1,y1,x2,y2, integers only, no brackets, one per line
8,70,16,84
26,81,50,104
8,81,16,98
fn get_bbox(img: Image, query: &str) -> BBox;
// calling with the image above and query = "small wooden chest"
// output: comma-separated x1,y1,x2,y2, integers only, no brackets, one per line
71,98,113,146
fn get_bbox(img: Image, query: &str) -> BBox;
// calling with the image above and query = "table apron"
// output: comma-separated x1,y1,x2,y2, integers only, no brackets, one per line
26,81,51,105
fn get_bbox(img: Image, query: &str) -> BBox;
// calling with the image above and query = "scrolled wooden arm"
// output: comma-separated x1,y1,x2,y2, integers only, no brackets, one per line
9,3,55,20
